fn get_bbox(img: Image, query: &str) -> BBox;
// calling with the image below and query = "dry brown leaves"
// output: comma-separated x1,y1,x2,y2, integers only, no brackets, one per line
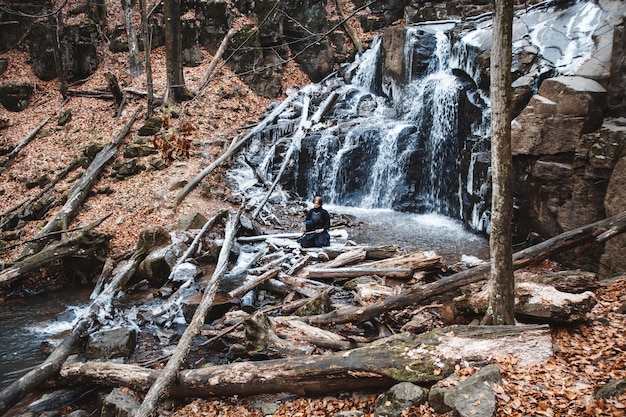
168,278,626,417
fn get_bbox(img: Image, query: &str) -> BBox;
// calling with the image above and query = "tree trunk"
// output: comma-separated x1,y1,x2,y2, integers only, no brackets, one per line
163,0,193,102
122,0,142,78
134,208,242,417
483,0,515,326
60,325,551,397
138,0,155,117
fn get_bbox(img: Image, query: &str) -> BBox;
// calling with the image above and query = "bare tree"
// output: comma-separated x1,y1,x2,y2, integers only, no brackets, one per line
482,0,515,325
139,0,155,116
163,0,193,102
122,0,143,78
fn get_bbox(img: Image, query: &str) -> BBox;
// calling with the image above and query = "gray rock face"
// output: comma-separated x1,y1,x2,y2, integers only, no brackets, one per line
86,327,137,360
512,76,607,156
443,364,501,417
374,382,428,417
101,388,139,417
600,142,626,277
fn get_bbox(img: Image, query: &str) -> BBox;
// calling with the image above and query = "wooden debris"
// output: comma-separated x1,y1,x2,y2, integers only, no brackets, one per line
59,325,553,397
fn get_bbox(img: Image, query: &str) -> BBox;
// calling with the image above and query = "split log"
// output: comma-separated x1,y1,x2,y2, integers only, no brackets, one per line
308,267,414,279
514,270,599,293
0,239,147,415
174,95,296,206
456,282,597,323
301,210,626,326
18,107,141,260
134,207,242,417
317,248,366,269
60,324,552,397
360,250,445,271
0,116,50,169
0,215,111,288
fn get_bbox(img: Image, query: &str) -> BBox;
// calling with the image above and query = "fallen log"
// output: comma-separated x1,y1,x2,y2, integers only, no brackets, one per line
0,116,50,169
18,106,141,260
197,27,237,91
174,95,296,206
455,281,598,323
59,324,552,397
227,267,281,299
301,210,626,326
0,215,112,288
134,207,242,417
308,266,414,279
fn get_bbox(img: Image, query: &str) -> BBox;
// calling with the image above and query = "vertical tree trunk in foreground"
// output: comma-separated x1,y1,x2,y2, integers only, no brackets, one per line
483,0,515,326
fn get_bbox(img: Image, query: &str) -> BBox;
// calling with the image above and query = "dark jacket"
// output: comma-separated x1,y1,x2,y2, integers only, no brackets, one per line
304,207,330,232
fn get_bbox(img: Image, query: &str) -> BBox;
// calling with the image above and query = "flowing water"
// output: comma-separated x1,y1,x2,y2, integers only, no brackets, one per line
0,289,91,389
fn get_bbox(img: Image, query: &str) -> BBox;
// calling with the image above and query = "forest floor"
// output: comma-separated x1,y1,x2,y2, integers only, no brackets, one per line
1,3,625,415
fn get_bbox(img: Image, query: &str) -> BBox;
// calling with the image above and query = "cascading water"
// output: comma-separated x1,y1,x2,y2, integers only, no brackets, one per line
228,1,607,237
296,22,483,223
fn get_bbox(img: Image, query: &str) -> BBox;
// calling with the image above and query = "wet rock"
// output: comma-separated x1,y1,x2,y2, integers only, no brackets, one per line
101,388,139,417
512,76,607,156
86,327,137,360
135,241,188,287
178,212,209,230
374,382,428,417
294,291,332,316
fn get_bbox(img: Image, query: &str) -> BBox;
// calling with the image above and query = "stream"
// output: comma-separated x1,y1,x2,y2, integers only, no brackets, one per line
0,208,488,390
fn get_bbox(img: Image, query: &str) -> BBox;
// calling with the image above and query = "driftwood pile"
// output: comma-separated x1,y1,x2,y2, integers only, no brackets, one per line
2,205,625,415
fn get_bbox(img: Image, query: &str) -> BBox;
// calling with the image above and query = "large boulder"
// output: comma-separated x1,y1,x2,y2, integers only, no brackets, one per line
0,82,34,112
512,76,607,155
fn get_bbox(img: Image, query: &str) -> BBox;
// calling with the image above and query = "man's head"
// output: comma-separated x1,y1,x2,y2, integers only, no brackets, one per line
313,195,323,207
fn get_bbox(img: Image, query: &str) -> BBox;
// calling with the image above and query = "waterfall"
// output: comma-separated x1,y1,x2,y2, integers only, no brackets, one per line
298,23,474,219
232,0,607,235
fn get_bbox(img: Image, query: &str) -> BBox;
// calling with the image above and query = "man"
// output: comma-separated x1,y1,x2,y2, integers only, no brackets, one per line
300,195,331,248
